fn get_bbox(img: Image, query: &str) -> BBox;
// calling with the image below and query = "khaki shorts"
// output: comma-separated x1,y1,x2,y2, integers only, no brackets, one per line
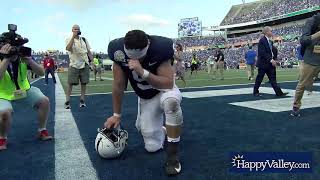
68,64,90,85
94,66,102,74
0,86,46,113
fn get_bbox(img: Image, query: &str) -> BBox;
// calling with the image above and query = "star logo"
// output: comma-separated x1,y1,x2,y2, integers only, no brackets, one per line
231,154,244,167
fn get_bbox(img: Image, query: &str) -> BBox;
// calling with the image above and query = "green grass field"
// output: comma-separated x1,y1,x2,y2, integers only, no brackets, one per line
58,68,300,95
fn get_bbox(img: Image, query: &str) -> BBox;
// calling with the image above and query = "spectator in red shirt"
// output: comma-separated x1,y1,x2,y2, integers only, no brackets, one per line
43,53,56,84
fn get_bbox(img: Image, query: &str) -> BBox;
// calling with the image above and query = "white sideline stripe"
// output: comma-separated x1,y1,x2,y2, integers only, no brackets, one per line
54,74,98,180
30,77,44,84
314,83,320,86
230,92,320,112
30,74,58,85
182,87,296,98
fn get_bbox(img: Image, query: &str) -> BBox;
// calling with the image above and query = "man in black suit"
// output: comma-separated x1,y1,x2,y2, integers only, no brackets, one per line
253,26,288,97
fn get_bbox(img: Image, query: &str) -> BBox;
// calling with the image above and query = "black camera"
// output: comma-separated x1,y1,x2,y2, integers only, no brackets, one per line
0,24,32,58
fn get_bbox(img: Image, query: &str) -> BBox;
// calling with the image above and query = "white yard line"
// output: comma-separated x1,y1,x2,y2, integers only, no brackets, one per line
186,74,297,81
179,80,298,90
71,80,299,96
54,74,98,180
86,84,113,87
182,86,320,112
89,77,113,81
182,87,296,98
230,94,320,112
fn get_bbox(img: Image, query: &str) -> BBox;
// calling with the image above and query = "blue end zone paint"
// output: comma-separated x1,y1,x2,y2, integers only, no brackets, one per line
0,79,55,180
70,82,320,179
2,81,319,179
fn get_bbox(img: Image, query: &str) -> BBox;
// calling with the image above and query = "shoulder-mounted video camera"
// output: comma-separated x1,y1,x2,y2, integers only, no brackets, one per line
0,24,32,58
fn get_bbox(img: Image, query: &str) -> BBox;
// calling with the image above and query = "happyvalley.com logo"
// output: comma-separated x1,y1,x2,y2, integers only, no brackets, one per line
229,152,312,173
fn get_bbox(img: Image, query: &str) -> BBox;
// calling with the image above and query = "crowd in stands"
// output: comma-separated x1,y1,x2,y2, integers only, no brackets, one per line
227,33,261,44
176,24,304,48
228,24,304,43
221,0,319,26
175,23,304,69
276,41,298,62
176,36,226,47
273,24,304,37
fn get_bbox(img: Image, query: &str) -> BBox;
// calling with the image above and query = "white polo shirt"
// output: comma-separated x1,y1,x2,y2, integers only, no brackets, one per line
65,36,91,69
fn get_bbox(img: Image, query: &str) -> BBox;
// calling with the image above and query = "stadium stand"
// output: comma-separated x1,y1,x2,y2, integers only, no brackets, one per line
175,0,320,70
221,0,319,26
176,24,303,69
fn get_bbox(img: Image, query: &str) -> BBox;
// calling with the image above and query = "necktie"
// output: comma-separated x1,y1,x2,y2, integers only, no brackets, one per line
268,40,274,57
268,40,272,50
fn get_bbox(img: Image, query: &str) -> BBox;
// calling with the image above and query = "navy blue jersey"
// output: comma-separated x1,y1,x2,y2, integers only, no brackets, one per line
108,35,174,99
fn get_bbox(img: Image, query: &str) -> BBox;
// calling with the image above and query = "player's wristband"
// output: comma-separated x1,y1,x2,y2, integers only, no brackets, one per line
142,69,150,80
113,113,121,118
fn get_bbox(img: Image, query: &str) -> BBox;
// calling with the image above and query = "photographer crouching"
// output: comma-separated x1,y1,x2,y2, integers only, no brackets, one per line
0,25,53,151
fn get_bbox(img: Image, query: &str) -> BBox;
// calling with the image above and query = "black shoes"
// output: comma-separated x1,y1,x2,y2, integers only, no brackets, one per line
65,100,86,109
64,101,71,109
165,157,181,176
253,93,262,97
276,92,289,97
79,99,86,108
290,107,301,117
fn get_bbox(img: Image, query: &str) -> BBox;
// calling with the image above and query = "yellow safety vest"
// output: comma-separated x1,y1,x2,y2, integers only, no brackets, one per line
0,61,30,100
93,58,100,66
191,58,197,64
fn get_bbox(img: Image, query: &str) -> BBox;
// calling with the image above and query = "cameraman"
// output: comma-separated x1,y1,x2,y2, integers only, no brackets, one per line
0,44,53,151
65,24,93,109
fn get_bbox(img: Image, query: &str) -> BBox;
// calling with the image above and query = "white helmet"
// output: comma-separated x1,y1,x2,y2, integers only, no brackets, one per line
95,128,128,159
